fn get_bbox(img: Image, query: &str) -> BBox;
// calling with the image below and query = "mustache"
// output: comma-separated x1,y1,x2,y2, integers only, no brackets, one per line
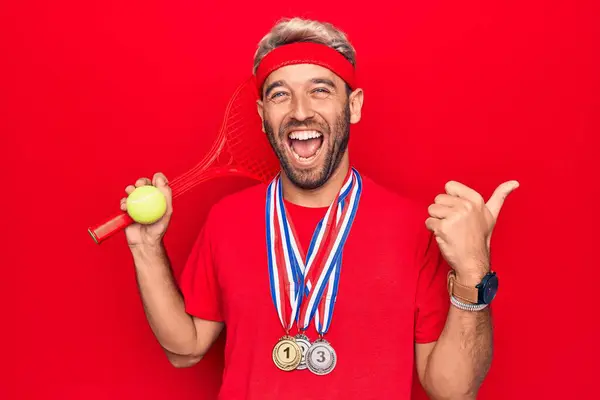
280,118,330,135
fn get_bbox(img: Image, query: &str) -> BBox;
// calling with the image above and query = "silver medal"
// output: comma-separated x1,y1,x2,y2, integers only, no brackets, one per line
306,338,337,375
294,333,311,370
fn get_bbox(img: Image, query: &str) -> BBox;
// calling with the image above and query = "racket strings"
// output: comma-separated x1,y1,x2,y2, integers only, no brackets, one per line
167,98,247,191
168,78,279,199
168,101,248,191
168,86,254,195
170,99,257,197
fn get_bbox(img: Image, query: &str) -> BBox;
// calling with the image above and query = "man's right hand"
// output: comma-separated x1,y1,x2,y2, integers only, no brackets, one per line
120,172,173,248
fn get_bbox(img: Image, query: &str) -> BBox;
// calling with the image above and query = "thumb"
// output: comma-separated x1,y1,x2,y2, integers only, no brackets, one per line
486,180,519,219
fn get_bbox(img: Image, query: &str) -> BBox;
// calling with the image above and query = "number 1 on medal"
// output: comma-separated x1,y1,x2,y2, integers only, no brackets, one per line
272,337,302,371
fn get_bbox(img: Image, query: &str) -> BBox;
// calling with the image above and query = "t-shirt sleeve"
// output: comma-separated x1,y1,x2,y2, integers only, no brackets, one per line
177,209,224,322
414,229,451,343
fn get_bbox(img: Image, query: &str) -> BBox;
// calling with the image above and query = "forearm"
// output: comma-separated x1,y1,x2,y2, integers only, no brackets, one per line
163,349,203,368
131,243,199,356
424,304,493,400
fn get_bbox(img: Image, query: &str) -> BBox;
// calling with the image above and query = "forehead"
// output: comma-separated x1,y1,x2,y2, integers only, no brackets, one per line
264,64,341,87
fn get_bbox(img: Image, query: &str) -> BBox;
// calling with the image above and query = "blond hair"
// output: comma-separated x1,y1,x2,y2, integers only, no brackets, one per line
253,17,356,74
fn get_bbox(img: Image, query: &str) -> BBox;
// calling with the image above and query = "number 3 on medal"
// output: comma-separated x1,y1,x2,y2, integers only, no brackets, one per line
317,351,326,363
306,341,337,375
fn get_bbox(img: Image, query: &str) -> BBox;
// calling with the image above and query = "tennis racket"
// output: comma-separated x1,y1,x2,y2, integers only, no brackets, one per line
88,76,280,244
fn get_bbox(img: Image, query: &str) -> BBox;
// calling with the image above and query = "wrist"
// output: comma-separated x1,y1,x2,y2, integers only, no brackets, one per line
130,241,165,261
454,270,488,287
450,295,489,311
454,261,489,287
449,269,499,307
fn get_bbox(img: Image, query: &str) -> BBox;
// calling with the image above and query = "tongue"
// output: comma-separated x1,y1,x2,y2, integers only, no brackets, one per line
291,138,322,158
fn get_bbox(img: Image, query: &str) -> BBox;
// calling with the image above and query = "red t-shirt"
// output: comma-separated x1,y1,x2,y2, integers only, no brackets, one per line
178,174,450,400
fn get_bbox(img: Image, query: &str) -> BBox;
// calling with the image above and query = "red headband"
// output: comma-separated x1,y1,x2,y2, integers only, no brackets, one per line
254,42,357,92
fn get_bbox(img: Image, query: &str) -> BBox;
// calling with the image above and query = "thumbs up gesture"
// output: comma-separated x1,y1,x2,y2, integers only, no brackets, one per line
425,180,519,285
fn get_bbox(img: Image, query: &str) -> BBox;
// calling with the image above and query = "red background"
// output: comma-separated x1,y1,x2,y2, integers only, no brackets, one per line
2,0,598,399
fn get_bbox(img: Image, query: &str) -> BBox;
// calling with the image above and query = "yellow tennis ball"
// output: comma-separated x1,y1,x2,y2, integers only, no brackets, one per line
126,185,167,224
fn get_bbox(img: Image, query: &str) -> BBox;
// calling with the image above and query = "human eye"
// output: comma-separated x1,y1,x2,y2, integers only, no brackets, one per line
269,91,289,102
312,87,332,98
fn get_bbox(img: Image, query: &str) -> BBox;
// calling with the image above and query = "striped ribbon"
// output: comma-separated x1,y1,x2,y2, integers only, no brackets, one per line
266,168,362,335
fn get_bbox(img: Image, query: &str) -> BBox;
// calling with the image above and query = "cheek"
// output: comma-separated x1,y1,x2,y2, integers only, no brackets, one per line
314,102,343,126
264,109,286,134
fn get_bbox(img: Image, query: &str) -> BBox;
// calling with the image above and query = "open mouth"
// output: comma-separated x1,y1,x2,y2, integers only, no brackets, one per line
287,130,324,164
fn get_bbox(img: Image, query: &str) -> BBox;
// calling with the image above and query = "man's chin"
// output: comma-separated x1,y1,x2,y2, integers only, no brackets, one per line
290,179,327,191
284,167,329,191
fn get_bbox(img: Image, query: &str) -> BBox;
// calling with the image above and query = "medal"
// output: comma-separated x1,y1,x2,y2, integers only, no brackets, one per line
306,337,337,375
272,335,302,371
266,168,363,373
294,333,311,370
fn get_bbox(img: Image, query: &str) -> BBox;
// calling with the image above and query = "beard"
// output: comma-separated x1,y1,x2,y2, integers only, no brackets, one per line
264,102,351,190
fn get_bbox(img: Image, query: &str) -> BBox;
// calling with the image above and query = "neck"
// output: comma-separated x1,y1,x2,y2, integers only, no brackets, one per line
281,152,350,208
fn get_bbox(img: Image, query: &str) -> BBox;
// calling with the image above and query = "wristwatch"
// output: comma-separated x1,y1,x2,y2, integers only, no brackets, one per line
447,270,499,305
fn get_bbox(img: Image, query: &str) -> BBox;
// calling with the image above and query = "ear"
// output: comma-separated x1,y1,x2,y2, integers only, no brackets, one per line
348,88,364,124
256,99,265,133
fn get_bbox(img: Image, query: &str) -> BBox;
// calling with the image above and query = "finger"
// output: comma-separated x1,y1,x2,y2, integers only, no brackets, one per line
434,194,463,207
152,172,169,188
445,180,484,206
486,180,520,219
125,185,136,195
152,172,173,215
425,217,442,234
428,204,454,219
135,177,151,187
120,197,127,212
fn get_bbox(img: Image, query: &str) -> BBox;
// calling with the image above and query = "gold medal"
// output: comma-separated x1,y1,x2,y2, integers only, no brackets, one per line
272,335,302,371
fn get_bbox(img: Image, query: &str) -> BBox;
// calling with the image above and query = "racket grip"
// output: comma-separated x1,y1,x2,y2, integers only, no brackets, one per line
88,211,134,244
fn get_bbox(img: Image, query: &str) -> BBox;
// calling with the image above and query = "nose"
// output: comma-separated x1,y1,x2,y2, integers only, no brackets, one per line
290,94,315,122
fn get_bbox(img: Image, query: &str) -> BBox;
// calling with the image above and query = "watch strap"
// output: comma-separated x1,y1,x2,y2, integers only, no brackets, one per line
450,295,488,311
447,271,479,304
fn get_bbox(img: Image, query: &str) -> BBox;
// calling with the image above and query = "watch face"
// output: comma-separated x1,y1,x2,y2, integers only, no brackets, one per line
482,274,499,304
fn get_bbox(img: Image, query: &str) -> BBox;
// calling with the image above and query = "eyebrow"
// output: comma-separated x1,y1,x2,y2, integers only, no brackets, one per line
311,78,336,88
264,77,338,98
264,80,285,98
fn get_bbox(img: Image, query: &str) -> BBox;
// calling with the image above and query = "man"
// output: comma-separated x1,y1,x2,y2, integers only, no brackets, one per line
121,17,518,400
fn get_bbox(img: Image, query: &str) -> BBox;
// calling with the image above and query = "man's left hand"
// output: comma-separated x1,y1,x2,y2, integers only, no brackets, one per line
425,180,519,285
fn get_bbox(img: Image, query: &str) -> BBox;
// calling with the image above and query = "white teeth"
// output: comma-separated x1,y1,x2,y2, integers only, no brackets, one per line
289,130,322,140
293,150,317,161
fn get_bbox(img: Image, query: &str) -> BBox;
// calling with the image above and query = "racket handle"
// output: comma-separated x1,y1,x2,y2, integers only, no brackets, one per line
88,167,261,245
88,211,134,244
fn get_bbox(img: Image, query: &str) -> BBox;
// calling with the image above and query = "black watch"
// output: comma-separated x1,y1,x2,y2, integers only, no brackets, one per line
447,271,499,305
476,271,499,304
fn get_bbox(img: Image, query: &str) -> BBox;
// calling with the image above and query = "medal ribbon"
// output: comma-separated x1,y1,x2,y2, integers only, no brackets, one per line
298,169,361,335
266,168,362,336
